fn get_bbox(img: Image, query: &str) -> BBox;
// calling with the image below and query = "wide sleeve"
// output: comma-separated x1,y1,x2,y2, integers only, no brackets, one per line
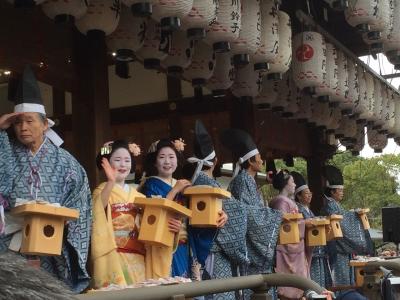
0,130,15,204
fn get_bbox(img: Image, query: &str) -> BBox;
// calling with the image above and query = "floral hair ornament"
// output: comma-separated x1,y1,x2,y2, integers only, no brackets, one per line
173,138,186,152
128,143,141,157
100,141,113,155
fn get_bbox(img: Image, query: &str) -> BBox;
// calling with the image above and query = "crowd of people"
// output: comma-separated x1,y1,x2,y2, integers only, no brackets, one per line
0,67,374,299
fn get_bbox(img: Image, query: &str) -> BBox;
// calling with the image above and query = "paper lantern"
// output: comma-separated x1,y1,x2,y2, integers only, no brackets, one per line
266,11,292,80
326,106,342,134
230,0,261,66
384,0,400,67
372,80,384,128
292,31,327,98
206,51,235,97
75,0,120,36
42,0,88,23
121,0,156,16
136,19,169,69
270,72,291,113
350,124,365,155
162,29,194,75
381,87,395,135
361,0,392,53
282,76,301,118
339,58,358,116
335,116,356,140
180,0,217,40
253,74,279,109
364,71,376,124
312,100,331,129
151,0,193,32
106,6,146,61
231,63,262,100
183,41,215,87
314,42,338,103
296,94,313,123
332,49,349,108
205,0,241,52
393,95,400,139
367,124,388,152
345,0,385,33
251,0,279,72
354,65,369,123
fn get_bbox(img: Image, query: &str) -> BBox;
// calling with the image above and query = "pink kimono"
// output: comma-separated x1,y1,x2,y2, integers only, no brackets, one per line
270,195,310,299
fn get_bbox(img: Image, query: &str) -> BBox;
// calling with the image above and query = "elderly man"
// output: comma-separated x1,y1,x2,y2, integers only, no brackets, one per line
0,66,91,293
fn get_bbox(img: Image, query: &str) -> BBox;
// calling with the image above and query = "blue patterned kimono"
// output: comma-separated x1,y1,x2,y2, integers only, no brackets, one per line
0,131,91,293
321,195,373,287
141,176,214,280
193,171,245,300
297,203,332,288
229,170,282,300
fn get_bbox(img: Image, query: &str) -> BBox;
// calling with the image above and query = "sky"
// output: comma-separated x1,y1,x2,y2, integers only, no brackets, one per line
355,55,400,158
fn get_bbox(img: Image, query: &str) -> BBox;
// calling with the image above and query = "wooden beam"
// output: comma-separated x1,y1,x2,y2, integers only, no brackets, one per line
72,29,111,188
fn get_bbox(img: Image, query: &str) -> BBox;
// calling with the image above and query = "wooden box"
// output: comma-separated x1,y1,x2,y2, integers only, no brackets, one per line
11,203,79,256
134,198,192,247
183,186,231,227
350,260,384,287
305,218,330,246
357,208,371,230
326,214,343,241
278,213,303,245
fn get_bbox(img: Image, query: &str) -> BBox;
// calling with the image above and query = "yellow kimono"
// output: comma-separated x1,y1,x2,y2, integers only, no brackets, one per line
91,183,146,288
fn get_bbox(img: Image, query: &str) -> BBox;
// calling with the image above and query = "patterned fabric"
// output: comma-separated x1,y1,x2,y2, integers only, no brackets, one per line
228,170,282,300
297,203,332,288
321,195,373,286
0,130,91,293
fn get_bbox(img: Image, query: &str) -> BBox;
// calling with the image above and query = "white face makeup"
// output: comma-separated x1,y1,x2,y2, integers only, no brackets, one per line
109,148,131,183
155,146,178,179
286,175,296,195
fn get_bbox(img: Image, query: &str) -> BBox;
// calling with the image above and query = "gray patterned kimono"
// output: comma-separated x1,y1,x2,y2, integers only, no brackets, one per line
0,130,92,293
297,203,332,288
321,195,373,287
228,170,282,300
194,172,248,300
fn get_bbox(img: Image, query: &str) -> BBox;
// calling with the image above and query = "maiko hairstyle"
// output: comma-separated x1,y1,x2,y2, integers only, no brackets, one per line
96,139,137,173
272,169,291,191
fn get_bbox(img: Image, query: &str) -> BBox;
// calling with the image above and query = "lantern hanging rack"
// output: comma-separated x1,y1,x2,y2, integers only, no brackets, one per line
295,9,400,97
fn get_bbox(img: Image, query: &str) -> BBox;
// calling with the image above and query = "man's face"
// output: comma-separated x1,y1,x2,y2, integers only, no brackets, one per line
249,153,264,172
332,188,344,202
13,113,48,147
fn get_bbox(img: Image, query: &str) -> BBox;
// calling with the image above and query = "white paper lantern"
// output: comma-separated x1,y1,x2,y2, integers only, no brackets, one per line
361,0,392,53
332,49,349,106
265,11,291,80
367,124,388,152
75,0,120,36
282,76,300,118
42,0,88,22
336,116,357,139
384,0,400,66
180,0,217,40
136,19,169,69
314,42,338,103
312,100,331,129
270,72,291,112
205,0,241,53
231,0,261,66
254,74,279,109
107,7,146,60
351,124,365,155
393,95,400,139
296,94,314,123
162,30,194,75
251,0,279,72
292,31,327,105
364,71,376,123
231,63,262,99
371,79,384,127
345,0,382,33
378,86,390,133
206,51,235,97
382,88,396,135
339,58,358,116
354,65,369,122
151,0,193,32
183,41,215,87
121,0,156,16
326,106,342,134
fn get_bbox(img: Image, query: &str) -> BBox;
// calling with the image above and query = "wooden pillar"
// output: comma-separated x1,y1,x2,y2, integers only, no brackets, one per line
72,29,111,188
167,75,182,137
52,87,66,142
229,96,255,135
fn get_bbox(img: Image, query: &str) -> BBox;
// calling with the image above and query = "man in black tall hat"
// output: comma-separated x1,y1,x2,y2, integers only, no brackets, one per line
220,128,282,300
0,66,91,293
321,165,372,300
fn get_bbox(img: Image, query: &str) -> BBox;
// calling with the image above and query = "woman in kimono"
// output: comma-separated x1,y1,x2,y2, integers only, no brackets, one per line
321,166,371,300
139,138,191,278
270,170,309,300
291,171,332,289
220,128,282,300
91,140,147,288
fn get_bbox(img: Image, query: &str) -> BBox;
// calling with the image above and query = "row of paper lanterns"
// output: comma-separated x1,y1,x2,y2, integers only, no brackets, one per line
344,0,400,68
